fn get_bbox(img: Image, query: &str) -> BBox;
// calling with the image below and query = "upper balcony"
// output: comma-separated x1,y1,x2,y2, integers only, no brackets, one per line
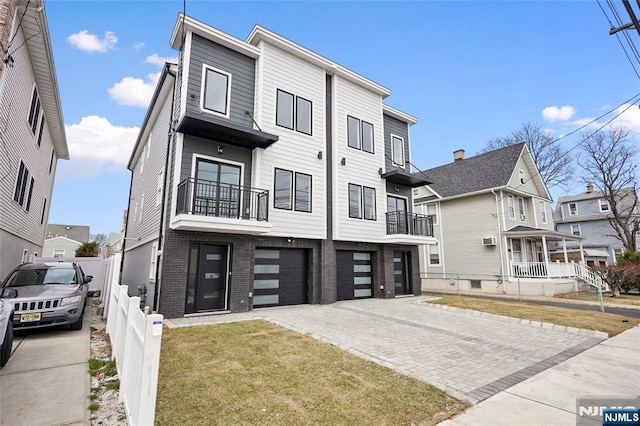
384,211,434,244
170,178,272,234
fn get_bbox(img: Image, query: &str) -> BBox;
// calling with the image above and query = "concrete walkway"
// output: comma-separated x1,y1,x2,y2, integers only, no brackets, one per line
0,310,90,426
166,296,608,405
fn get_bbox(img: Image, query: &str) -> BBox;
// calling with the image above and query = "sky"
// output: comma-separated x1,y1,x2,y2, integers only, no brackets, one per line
43,0,640,236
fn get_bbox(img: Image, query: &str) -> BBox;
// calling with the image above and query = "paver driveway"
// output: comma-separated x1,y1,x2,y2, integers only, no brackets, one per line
165,296,605,404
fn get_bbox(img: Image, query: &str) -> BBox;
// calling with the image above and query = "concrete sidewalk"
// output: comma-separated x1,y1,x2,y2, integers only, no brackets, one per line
0,309,91,426
439,325,640,425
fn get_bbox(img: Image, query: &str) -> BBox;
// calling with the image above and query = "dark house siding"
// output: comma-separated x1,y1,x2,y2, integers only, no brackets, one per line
186,34,255,128
383,113,410,171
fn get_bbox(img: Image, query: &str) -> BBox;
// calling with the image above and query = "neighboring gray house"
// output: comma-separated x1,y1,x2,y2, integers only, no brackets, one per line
551,185,640,265
46,224,90,243
121,15,435,317
0,0,68,277
414,144,598,296
41,236,82,258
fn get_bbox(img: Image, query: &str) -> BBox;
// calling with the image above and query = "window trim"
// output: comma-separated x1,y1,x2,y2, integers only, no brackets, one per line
41,197,47,225
426,203,438,225
36,115,45,147
27,85,41,135
200,64,232,118
274,168,312,213
48,148,55,174
363,186,376,220
25,176,34,212
517,196,526,220
274,168,293,210
275,89,313,135
540,201,547,224
427,243,441,266
294,172,312,213
568,202,578,216
571,224,581,236
349,183,376,220
347,115,375,154
518,169,525,184
391,134,405,168
599,199,610,213
349,183,362,219
149,242,158,282
13,160,30,208
507,194,515,220
347,115,361,150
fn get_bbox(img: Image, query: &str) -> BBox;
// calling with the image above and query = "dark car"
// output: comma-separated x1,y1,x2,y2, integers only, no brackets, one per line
0,262,91,331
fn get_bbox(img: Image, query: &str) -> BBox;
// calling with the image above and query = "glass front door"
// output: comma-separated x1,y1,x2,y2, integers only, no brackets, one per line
194,159,241,217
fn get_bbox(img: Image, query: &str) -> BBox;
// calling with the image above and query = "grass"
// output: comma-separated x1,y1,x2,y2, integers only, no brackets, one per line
88,358,117,377
425,294,640,336
105,380,120,390
88,404,99,412
156,320,465,426
555,292,640,307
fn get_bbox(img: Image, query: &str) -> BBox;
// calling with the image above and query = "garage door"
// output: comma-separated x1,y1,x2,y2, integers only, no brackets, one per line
337,251,373,301
253,248,308,308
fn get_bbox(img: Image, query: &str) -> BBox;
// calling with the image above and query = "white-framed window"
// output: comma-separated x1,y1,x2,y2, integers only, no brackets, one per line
517,197,526,220
507,194,515,220
599,199,610,213
518,169,525,184
27,85,41,134
149,242,158,281
568,202,578,216
540,201,547,224
426,203,438,225
201,64,231,117
348,183,376,220
571,224,581,236
156,167,164,208
274,168,312,212
53,249,65,259
347,115,374,154
391,134,405,168
275,89,312,135
428,243,440,266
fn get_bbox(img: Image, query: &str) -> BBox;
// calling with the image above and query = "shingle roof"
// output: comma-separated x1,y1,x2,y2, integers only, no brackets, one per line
415,143,525,198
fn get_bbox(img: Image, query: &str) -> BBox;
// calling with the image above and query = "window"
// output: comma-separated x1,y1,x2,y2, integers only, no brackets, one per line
274,168,311,212
149,242,158,281
426,204,438,225
470,280,481,289
571,224,581,236
48,148,55,174
276,89,312,135
599,199,610,213
201,65,231,116
13,161,30,207
391,135,405,168
25,177,34,212
347,116,374,154
53,249,65,259
518,170,525,184
349,183,376,220
36,116,45,147
568,202,578,216
540,201,547,224
517,197,526,220
507,195,515,220
428,243,440,265
41,198,47,224
27,86,41,134
156,168,164,208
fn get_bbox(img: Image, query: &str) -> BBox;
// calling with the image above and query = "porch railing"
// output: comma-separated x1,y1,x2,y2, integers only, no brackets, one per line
386,212,434,237
509,260,609,291
176,178,269,221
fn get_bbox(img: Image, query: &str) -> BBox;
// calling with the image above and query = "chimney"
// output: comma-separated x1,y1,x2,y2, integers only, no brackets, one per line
586,184,593,193
453,149,465,162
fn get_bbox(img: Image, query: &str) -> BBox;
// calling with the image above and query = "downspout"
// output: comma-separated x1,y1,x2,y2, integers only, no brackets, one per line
492,190,506,292
152,64,176,313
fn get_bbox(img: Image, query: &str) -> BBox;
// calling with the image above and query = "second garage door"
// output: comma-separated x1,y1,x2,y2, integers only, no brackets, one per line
253,248,308,308
337,251,373,301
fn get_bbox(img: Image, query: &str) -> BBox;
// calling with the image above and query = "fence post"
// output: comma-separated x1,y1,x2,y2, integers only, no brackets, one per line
517,275,522,302
136,313,163,426
456,274,460,296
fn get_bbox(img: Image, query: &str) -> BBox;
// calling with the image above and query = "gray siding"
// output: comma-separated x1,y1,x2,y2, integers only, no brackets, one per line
385,182,413,214
180,135,253,188
186,34,255,128
383,114,410,171
121,241,155,297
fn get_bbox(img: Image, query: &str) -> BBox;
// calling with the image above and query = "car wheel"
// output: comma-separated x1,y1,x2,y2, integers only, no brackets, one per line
70,312,83,331
0,320,13,368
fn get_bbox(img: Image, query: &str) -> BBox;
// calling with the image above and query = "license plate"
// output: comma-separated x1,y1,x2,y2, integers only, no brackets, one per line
20,312,41,322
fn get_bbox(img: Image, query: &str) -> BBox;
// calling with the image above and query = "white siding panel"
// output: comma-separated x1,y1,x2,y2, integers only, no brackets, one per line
333,75,386,242
255,42,326,239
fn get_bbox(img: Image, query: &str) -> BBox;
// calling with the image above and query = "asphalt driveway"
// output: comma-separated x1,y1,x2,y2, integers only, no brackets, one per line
166,296,606,404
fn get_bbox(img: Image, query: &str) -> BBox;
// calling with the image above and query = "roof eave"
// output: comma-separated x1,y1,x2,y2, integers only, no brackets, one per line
383,104,417,125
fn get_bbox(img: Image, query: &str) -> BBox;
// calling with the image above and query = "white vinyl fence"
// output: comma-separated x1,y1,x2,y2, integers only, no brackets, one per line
105,253,163,426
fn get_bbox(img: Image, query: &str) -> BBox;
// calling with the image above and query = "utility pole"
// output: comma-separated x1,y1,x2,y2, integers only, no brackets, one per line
610,0,640,36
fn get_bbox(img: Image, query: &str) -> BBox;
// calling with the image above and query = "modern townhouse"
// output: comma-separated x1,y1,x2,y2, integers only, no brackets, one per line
0,0,68,277
121,14,435,318
551,185,640,265
414,144,600,296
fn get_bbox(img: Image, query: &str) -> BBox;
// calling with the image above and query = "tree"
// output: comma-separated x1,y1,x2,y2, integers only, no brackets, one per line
592,263,640,297
577,127,640,252
90,233,108,250
75,242,99,257
481,122,575,190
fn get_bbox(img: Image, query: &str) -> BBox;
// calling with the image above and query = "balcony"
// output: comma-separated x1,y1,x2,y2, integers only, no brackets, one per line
171,178,272,235
384,212,434,244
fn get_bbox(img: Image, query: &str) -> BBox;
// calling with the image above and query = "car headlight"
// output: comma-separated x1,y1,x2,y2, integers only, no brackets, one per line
61,295,82,306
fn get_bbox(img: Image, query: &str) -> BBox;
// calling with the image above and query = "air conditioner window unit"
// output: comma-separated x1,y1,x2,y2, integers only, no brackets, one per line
482,237,497,246
520,214,526,221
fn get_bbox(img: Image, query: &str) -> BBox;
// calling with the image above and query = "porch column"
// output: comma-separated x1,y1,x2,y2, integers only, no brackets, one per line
579,239,585,264
541,235,549,277
562,238,568,263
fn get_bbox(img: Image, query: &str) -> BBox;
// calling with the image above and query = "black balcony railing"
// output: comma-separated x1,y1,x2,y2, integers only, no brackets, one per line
386,212,434,237
176,178,269,221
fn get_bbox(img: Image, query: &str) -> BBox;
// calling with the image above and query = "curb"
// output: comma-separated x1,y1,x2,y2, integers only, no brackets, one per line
420,301,609,340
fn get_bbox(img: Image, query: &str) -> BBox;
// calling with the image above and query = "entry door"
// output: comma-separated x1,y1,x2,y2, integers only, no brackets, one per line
194,158,241,217
394,251,411,295
387,196,408,234
185,244,228,313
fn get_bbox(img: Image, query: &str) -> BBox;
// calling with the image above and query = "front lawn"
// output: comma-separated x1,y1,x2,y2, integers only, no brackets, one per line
555,292,640,307
156,320,465,425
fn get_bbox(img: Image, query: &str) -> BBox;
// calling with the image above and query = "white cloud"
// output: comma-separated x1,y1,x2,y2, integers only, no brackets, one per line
67,30,117,53
604,103,640,133
108,72,161,108
145,53,178,67
542,105,576,122
133,42,145,50
58,116,139,180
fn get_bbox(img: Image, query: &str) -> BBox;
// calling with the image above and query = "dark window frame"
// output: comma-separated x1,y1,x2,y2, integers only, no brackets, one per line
294,172,312,213
27,86,41,134
48,148,55,174
275,89,313,135
348,183,376,220
201,65,231,117
274,168,312,213
13,160,30,208
41,197,47,224
36,115,45,147
347,115,374,154
349,183,362,219
274,168,293,210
